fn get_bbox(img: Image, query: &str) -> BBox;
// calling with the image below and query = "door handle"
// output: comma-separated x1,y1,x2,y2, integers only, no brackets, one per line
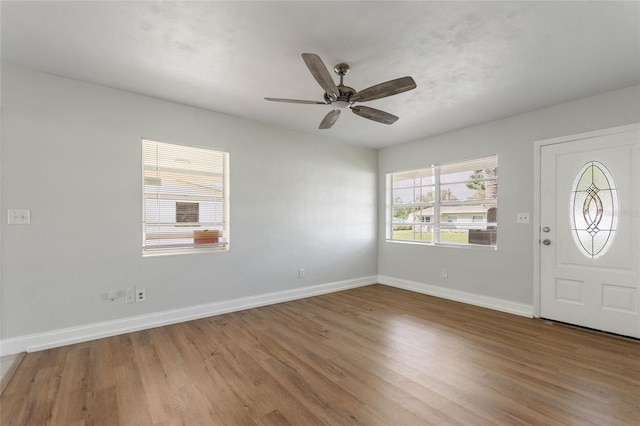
542,239,551,245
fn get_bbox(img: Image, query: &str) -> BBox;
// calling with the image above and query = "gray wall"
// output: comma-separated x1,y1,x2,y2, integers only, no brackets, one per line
2,62,638,346
378,85,640,305
0,65,378,340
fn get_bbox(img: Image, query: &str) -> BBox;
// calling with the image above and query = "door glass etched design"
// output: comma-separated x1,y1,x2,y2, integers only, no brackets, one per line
570,161,618,258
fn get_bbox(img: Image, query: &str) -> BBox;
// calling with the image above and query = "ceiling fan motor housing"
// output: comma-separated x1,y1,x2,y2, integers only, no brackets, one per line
324,85,355,108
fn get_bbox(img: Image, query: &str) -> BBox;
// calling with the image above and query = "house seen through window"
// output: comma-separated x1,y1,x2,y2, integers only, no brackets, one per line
387,155,497,247
142,139,229,255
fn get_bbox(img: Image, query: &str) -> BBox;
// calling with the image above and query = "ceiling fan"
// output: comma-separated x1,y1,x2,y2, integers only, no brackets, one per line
265,53,417,129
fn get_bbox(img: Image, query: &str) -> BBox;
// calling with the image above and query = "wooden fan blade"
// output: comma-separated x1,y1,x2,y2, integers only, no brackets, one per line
351,76,416,103
264,97,327,105
302,53,339,101
319,109,341,129
351,105,399,125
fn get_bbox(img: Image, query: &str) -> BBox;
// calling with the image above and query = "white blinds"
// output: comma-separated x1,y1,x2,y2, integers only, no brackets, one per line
142,139,229,254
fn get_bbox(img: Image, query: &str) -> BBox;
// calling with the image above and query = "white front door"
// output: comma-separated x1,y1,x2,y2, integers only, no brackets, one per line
540,126,639,338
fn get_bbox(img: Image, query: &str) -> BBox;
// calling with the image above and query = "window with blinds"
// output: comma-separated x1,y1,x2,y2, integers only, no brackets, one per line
387,155,498,247
142,139,229,256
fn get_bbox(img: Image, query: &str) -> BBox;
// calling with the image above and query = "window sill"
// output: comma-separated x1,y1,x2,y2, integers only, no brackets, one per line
385,239,497,251
143,244,229,257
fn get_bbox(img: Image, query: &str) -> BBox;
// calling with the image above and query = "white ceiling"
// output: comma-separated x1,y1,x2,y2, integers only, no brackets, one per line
2,1,639,149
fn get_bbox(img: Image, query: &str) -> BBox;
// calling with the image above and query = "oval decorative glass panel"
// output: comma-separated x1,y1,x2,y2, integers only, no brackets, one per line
570,161,618,258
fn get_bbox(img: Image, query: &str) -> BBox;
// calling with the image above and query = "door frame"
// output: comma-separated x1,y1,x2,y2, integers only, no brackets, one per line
532,123,640,318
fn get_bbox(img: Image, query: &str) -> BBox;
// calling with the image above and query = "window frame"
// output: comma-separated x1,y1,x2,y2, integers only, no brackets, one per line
386,155,498,249
142,138,230,257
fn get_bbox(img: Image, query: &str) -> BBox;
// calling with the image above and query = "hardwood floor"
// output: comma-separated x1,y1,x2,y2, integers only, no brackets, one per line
1,284,639,425
1,353,25,395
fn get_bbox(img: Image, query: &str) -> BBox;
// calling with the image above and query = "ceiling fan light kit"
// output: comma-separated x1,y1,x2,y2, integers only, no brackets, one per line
265,53,416,129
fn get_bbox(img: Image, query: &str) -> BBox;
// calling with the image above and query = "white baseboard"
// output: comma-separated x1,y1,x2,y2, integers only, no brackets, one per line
0,276,377,356
378,275,534,318
0,275,533,356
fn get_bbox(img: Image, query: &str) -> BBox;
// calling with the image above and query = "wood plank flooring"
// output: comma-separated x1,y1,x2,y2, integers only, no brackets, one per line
1,284,639,425
1,353,26,395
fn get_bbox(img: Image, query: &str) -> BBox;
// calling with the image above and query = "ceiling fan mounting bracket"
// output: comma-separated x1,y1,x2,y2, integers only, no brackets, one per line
334,63,350,76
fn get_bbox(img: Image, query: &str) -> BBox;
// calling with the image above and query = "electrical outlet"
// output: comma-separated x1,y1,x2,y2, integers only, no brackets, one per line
136,288,146,303
299,268,305,278
441,268,448,278
125,287,135,304
107,291,117,301
517,212,530,224
7,209,30,225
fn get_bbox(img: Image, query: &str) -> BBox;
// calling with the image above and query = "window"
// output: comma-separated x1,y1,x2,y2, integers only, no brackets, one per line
387,155,497,247
570,161,618,258
142,139,229,255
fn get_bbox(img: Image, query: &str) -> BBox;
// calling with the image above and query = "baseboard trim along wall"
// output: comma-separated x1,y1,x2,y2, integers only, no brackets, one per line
0,276,377,356
378,275,534,318
1,275,534,356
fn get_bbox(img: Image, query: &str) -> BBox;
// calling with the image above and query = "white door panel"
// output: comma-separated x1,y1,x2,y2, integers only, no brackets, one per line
540,127,639,338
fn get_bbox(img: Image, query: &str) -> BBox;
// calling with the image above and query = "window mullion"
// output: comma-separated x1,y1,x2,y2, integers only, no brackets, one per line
387,173,393,240
434,165,441,243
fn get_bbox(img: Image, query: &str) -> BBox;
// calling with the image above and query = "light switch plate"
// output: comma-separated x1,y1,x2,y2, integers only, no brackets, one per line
8,209,30,225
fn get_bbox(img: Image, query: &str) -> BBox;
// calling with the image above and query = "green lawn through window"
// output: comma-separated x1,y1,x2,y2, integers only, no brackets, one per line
392,230,469,243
